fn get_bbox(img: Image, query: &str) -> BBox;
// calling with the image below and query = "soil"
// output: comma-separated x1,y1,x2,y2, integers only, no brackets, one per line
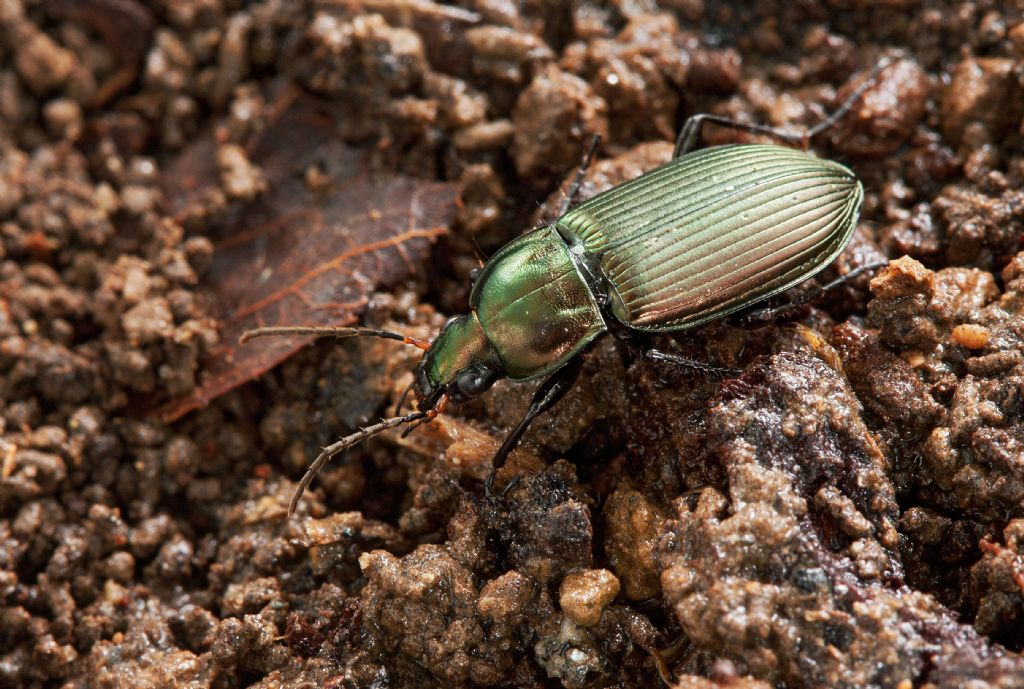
2,1,1024,688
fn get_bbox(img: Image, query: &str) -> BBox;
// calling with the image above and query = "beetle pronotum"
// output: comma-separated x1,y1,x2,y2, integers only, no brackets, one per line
243,58,892,515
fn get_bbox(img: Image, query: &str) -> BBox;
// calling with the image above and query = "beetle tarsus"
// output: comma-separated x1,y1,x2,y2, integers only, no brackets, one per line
484,356,584,496
500,474,522,496
484,472,521,498
674,113,807,157
804,56,895,140
814,260,890,294
643,348,740,376
735,260,889,328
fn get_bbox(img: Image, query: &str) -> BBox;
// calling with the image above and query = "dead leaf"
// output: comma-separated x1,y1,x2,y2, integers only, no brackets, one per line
157,91,457,421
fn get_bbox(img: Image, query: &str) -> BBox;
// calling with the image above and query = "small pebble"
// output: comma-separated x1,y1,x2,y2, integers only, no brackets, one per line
951,324,989,350
558,568,620,626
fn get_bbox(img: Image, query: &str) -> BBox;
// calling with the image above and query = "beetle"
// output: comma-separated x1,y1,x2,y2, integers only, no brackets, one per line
243,60,892,514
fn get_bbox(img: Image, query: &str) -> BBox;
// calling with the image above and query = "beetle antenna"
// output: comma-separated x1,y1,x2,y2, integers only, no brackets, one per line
240,325,431,351
289,410,427,515
288,394,449,515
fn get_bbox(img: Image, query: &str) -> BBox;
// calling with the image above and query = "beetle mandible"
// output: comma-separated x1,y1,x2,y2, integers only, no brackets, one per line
243,59,893,514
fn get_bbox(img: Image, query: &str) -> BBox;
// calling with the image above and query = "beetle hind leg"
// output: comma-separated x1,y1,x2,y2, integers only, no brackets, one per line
734,260,889,328
485,356,584,496
673,114,808,157
674,56,895,157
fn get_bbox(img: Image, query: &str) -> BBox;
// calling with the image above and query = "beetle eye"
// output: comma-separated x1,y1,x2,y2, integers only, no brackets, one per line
454,366,498,399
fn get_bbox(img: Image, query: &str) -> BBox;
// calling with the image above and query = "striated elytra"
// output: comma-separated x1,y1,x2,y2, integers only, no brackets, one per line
241,61,889,512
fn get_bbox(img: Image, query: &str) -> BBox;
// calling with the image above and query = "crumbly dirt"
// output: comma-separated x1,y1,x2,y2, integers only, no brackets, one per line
3,2,1024,688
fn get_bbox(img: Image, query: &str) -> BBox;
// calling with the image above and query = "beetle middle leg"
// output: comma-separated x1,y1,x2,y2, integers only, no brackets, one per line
606,317,738,376
674,56,894,157
485,355,585,495
641,347,739,376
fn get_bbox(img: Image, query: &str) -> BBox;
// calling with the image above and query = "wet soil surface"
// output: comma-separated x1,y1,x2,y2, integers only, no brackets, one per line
2,1,1024,688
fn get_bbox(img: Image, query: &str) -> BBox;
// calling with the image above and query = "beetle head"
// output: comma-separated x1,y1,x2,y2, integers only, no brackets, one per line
415,313,502,407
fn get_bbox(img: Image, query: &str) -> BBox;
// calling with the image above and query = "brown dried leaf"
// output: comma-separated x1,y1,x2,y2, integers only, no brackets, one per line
157,92,456,421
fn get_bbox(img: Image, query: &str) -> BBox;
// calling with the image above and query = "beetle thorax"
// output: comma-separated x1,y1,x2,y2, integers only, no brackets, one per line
468,226,606,381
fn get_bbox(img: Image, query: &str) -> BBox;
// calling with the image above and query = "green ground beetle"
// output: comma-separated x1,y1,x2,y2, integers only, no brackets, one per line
243,59,892,514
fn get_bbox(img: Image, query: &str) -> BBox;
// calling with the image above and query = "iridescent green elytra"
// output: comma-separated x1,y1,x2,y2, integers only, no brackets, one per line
414,143,862,408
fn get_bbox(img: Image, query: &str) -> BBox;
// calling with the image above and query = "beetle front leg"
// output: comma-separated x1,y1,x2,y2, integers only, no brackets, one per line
485,355,585,496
